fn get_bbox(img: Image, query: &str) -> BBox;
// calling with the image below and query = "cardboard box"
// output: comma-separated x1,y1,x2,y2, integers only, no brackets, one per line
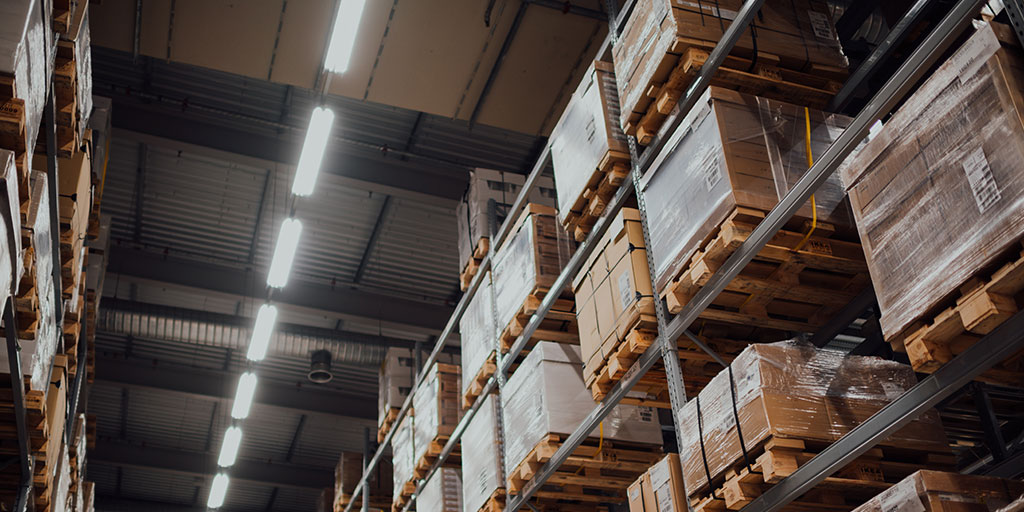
839,23,1024,341
378,347,415,426
412,362,462,466
0,0,54,157
851,471,1024,512
459,270,495,397
418,467,462,512
333,451,392,505
461,394,504,512
629,454,689,512
390,415,415,502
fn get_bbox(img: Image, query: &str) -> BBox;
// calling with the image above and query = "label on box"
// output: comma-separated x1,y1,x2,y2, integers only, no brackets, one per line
881,381,905,400
650,458,671,489
618,270,634,310
628,486,641,502
702,155,722,192
962,147,1000,213
637,406,655,423
879,481,926,512
807,11,835,40
956,26,999,84
656,486,674,512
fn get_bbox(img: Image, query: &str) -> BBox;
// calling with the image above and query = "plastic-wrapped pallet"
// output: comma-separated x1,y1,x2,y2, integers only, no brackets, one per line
839,23,1024,344
501,341,661,478
0,150,21,295
677,341,950,500
59,0,92,140
640,86,852,294
418,467,462,512
461,394,504,512
413,362,461,467
459,271,495,400
851,471,1024,512
0,0,54,159
391,415,415,502
53,440,71,512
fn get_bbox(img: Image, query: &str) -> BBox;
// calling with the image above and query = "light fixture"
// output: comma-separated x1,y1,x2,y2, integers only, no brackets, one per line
247,304,278,361
218,427,243,467
231,373,259,419
207,473,230,508
292,107,335,196
267,218,302,288
324,0,367,74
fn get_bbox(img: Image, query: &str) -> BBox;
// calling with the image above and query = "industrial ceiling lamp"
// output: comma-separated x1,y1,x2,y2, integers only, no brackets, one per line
246,304,279,361
324,0,367,74
291,107,335,197
308,350,333,383
207,474,230,508
231,373,259,419
267,218,303,288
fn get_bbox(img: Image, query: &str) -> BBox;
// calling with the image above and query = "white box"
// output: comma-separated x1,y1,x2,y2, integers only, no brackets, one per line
461,394,503,512
418,467,462,512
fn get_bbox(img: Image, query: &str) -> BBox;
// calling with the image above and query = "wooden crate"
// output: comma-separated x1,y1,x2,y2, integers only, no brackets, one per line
612,0,847,143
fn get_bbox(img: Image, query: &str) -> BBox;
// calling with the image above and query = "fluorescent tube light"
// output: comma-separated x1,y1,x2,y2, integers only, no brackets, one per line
324,0,367,74
292,107,335,196
247,304,279,361
207,473,230,508
218,427,243,467
267,218,302,288
231,373,258,419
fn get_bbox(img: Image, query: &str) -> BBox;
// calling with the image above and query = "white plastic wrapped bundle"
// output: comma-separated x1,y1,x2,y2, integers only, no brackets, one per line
69,2,92,138
676,341,950,498
0,0,53,155
413,363,461,467
391,415,415,501
640,87,851,292
459,272,496,395
460,394,503,512
418,467,462,512
501,341,661,478
0,150,21,294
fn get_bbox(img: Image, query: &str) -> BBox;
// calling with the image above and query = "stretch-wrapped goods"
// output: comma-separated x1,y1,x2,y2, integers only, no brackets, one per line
851,471,1024,512
461,394,504,512
391,415,415,501
64,1,92,138
640,87,851,293
456,168,555,272
0,0,53,156
419,467,462,512
0,150,21,294
612,0,846,132
839,23,1024,340
334,451,392,504
502,341,661,478
459,271,496,397
550,61,629,225
412,363,461,466
677,341,949,498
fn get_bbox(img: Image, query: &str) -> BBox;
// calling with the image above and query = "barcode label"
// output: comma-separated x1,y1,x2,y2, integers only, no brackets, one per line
807,11,835,40
656,485,674,512
880,482,927,512
703,155,722,191
618,271,634,310
962,147,1001,213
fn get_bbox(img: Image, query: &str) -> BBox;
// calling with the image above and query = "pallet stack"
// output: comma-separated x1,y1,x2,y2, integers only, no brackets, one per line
378,348,414,443
840,22,1024,384
332,452,392,512
850,471,1023,512
51,1,91,158
412,362,462,480
390,416,416,512
460,395,504,512
418,467,462,511
459,272,497,409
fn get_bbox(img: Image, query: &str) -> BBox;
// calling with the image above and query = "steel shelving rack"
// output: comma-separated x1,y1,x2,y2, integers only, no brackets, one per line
4,4,91,510
344,0,1024,511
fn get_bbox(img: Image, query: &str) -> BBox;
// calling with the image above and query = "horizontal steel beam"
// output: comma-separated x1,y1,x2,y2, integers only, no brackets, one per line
96,354,377,419
91,440,332,489
107,246,453,332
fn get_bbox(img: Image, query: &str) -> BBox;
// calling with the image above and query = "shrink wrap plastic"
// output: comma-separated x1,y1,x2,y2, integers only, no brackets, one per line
0,0,53,155
68,3,92,138
550,61,629,224
491,208,572,340
83,482,94,512
839,23,1024,339
460,394,504,512
54,441,71,512
456,169,555,271
677,341,949,497
851,470,1024,512
419,467,462,512
459,272,496,396
391,415,415,501
501,341,661,478
334,451,392,502
640,87,850,292
0,150,21,294
413,363,461,467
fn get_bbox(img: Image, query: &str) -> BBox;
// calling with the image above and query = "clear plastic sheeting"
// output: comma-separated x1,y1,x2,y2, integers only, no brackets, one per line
640,87,851,292
550,61,629,223
839,23,1024,340
391,415,415,501
461,394,504,512
413,363,461,467
0,0,54,157
501,341,661,477
419,467,463,512
0,150,21,295
676,341,950,498
851,470,1024,512
69,2,92,138
459,271,496,396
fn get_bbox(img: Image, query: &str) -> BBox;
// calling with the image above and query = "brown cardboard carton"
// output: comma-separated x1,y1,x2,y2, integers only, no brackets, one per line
628,473,647,512
851,471,1024,512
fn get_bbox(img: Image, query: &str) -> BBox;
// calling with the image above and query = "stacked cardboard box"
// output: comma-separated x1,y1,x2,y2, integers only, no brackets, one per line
52,0,91,156
390,415,415,508
456,168,556,289
550,61,630,241
839,23,1024,382
461,394,504,512
378,348,414,442
333,451,393,511
850,471,1023,512
412,362,462,474
459,271,496,408
418,467,463,512
627,454,686,512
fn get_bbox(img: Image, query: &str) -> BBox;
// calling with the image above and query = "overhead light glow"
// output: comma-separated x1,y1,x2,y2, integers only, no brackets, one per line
247,304,279,361
207,473,230,508
231,373,259,419
324,0,367,74
292,107,335,196
218,427,243,467
267,218,302,288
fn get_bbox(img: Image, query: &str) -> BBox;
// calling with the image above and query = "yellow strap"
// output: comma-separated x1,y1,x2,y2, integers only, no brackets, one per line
794,106,817,252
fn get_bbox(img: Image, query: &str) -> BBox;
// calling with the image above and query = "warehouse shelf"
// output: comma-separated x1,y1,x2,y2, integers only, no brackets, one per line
343,1,1024,511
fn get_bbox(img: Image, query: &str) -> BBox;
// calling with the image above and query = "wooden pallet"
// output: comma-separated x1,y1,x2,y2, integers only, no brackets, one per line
462,352,497,410
0,82,32,204
390,480,416,512
561,152,631,242
460,237,490,291
506,434,662,505
626,43,844,145
663,207,868,333
498,289,578,353
890,240,1024,386
689,436,954,512
412,435,461,479
377,407,399,443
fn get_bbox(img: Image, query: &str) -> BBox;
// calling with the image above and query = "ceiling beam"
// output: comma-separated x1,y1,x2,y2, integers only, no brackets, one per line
96,354,377,420
106,246,453,332
94,496,210,512
91,440,332,489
